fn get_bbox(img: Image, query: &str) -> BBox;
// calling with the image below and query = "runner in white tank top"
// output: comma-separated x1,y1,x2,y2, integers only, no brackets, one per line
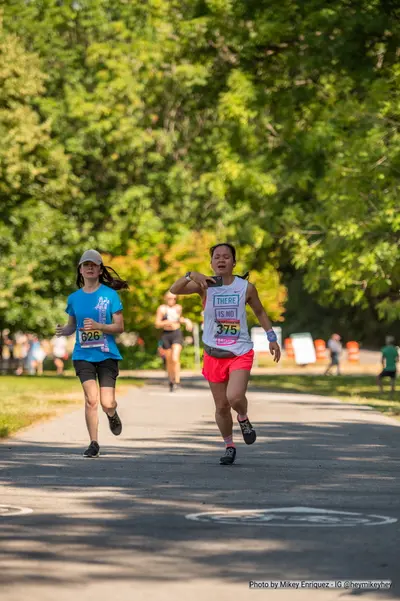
155,291,193,392
202,276,253,356
170,243,281,465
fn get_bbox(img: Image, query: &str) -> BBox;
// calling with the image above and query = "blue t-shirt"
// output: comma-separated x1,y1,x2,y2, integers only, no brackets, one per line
66,284,123,362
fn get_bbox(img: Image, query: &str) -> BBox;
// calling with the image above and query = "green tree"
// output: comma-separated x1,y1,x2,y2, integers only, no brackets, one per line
0,18,71,216
2,0,399,338
0,18,77,332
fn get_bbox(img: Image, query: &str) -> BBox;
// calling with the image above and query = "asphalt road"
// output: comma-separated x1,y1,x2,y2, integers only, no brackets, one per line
1,377,399,600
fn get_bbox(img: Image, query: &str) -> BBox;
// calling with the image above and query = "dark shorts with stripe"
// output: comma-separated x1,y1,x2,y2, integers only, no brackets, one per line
73,359,119,387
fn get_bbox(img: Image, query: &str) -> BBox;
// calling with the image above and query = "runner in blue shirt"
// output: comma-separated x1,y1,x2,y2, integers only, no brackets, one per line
55,250,129,457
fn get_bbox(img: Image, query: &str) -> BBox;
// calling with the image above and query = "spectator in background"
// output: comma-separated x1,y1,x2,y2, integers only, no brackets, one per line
25,333,35,374
30,334,47,375
51,335,69,375
377,336,398,399
1,329,14,360
324,333,343,376
14,332,30,375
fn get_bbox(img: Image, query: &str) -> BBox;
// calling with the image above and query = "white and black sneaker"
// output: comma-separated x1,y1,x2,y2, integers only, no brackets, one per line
83,441,100,458
107,411,122,436
220,446,236,465
238,417,257,445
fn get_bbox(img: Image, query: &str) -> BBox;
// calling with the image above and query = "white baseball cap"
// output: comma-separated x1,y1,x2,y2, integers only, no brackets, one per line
78,249,103,266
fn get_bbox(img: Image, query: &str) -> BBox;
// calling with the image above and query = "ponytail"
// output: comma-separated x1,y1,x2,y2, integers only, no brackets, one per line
76,265,129,290
100,266,129,290
237,271,250,280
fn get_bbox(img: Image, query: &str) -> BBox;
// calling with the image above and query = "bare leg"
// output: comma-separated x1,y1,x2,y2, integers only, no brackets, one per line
324,362,332,376
226,369,251,416
390,377,396,400
171,343,182,384
208,381,232,439
82,380,99,442
99,387,117,416
164,348,175,384
226,369,256,445
54,358,64,375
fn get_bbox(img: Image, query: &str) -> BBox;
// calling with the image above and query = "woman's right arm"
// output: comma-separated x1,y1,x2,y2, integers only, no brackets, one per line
170,271,215,295
155,306,168,329
56,315,76,337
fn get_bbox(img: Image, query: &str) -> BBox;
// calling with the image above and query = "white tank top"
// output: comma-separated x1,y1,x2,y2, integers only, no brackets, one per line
163,306,181,323
202,277,253,356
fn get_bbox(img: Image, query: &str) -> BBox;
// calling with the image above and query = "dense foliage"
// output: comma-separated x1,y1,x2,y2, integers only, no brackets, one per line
1,1,399,345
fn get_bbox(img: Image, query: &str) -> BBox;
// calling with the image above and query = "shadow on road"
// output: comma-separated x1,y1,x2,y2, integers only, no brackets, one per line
0,380,399,597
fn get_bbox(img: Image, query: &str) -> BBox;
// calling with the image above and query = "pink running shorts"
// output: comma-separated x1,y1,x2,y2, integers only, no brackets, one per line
202,349,254,383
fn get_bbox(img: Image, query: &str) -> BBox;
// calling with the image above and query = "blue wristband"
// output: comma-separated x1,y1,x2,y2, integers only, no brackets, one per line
266,329,277,343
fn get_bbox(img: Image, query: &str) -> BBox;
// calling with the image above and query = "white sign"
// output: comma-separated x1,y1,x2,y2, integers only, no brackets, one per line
251,327,282,353
290,332,316,365
186,507,397,527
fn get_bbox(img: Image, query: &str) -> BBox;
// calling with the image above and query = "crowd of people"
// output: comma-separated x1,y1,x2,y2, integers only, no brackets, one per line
0,329,69,376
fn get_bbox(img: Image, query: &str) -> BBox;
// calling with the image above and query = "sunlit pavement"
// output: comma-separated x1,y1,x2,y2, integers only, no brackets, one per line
1,378,399,600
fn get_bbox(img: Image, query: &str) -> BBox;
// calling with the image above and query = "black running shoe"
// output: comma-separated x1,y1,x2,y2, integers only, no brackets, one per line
169,381,175,392
220,446,236,465
238,417,257,445
83,441,100,458
107,411,122,436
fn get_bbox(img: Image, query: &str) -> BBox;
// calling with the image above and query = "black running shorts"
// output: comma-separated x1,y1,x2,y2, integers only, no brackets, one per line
161,329,184,349
378,369,396,380
330,352,340,365
73,359,119,387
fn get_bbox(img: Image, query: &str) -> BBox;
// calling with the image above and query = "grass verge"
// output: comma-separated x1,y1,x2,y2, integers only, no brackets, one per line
249,375,400,418
0,375,143,438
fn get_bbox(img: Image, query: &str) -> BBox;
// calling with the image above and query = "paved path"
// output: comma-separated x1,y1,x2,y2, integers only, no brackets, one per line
1,378,399,600
118,349,383,377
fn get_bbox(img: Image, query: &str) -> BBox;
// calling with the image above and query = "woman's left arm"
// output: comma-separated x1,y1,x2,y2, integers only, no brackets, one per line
83,311,124,335
246,283,281,362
